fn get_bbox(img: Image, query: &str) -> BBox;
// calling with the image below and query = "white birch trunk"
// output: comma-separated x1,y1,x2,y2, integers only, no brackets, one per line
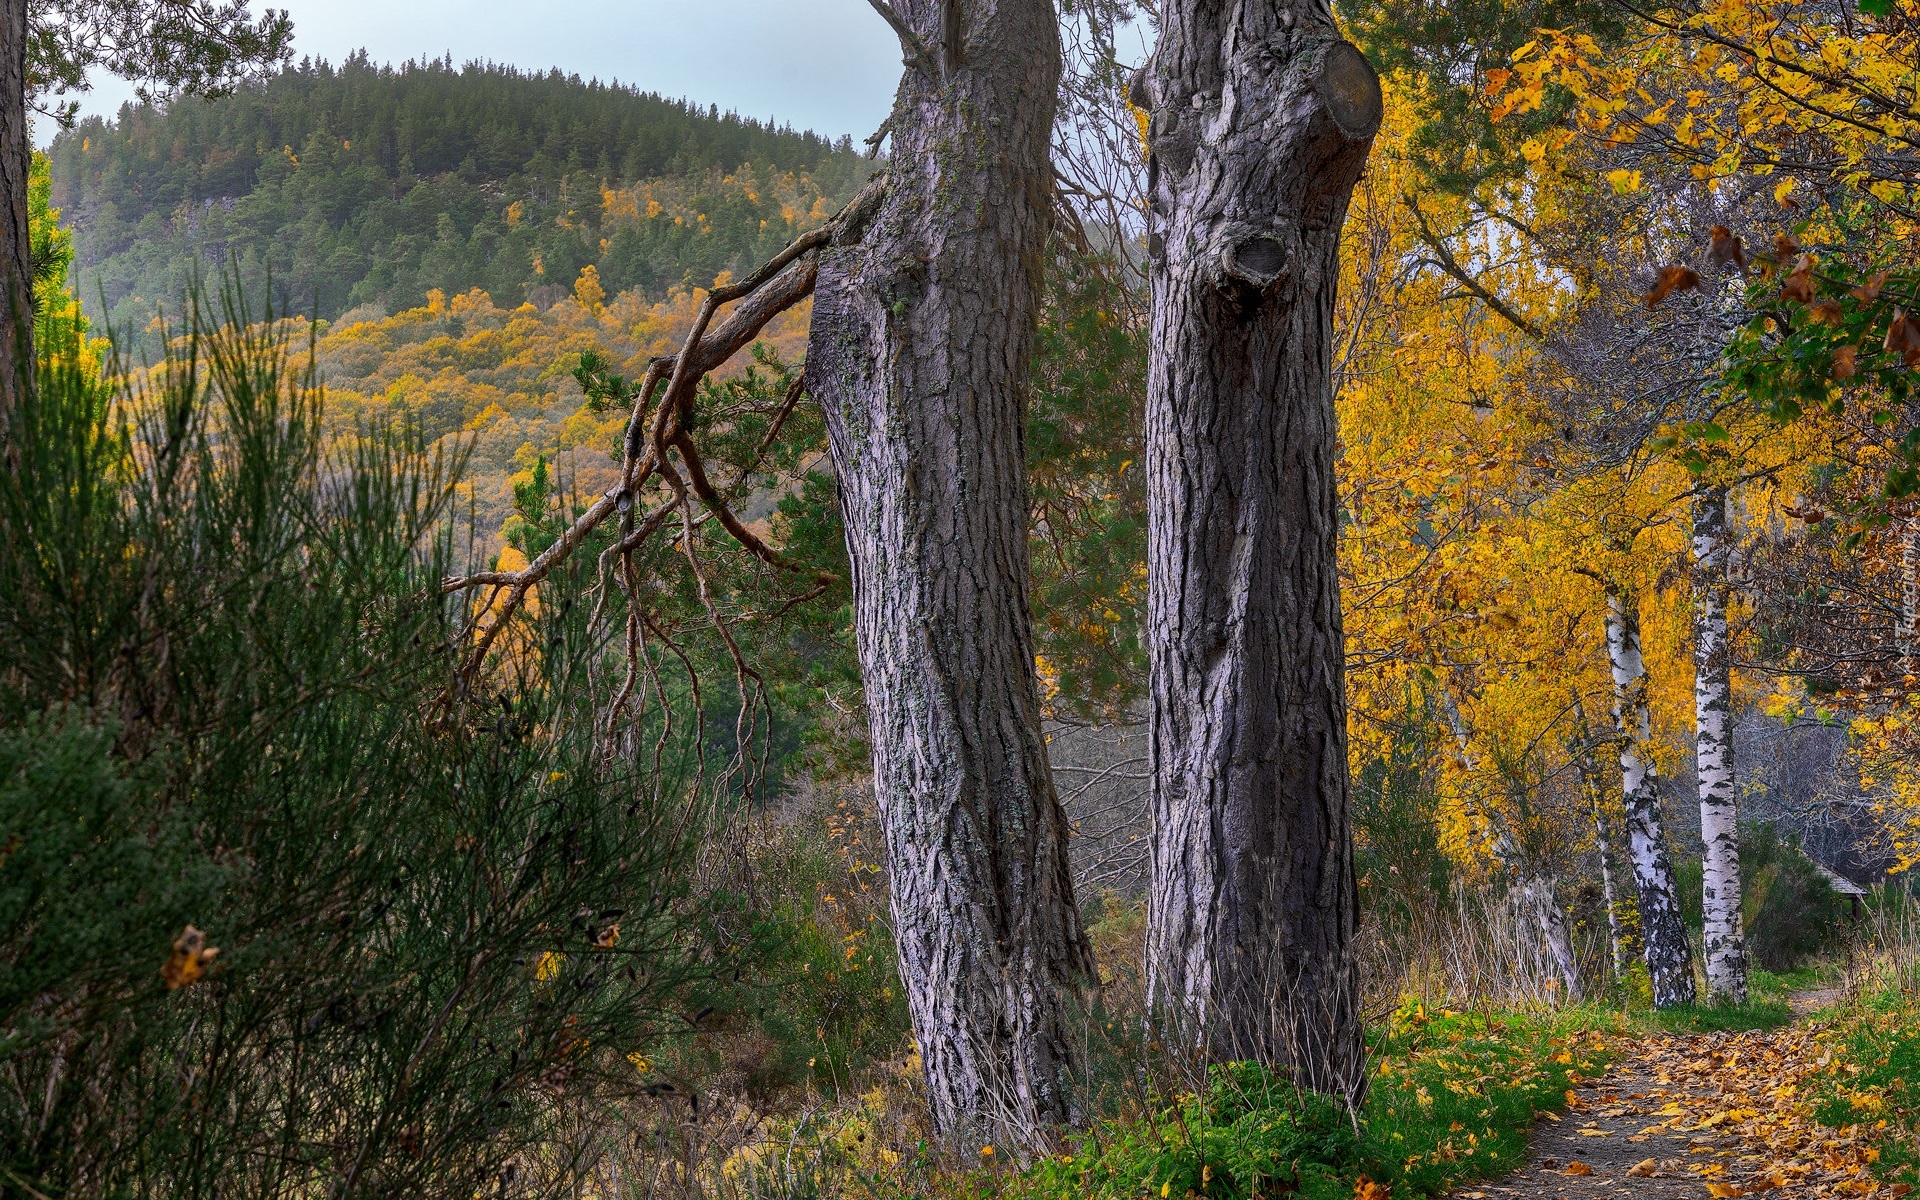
1901,516,1919,668
1605,589,1698,1007
1592,804,1631,984
1439,689,1583,1001
1569,711,1634,984
1693,484,1747,1002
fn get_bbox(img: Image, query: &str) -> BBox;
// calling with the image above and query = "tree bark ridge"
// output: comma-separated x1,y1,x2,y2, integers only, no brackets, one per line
0,0,32,437
1140,0,1380,1100
806,0,1093,1149
1693,483,1747,1002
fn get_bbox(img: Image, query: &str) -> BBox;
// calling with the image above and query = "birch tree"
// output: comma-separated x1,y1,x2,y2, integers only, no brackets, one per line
1135,0,1380,1098
1692,482,1746,1000
1440,687,1582,1000
1570,702,1635,984
1605,587,1697,1007
805,0,1095,1149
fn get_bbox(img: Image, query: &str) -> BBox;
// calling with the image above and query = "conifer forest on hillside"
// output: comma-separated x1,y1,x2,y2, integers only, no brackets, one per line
7,1,1920,1197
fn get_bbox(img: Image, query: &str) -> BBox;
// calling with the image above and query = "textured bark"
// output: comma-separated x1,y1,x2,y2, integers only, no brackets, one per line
1693,484,1747,1002
805,0,1094,1149
1605,590,1698,1007
1442,689,1582,1001
0,0,30,434
1137,0,1380,1100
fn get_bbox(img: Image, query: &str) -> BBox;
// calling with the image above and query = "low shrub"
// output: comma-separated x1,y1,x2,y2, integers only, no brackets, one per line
1000,1004,1615,1200
1742,822,1851,971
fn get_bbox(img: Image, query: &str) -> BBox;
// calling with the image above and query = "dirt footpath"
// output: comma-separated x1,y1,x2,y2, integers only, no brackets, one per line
1451,1014,1900,1199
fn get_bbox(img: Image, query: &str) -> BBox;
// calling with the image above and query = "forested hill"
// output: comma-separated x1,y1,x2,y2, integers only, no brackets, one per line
45,53,873,330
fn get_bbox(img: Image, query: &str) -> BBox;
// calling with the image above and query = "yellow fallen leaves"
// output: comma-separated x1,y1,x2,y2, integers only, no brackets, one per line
1607,1028,1902,1198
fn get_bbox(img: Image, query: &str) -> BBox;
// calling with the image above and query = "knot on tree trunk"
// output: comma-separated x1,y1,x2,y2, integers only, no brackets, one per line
1220,233,1291,290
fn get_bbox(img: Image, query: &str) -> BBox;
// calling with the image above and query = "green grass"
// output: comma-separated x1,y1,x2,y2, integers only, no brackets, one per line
1003,1004,1619,1200
1639,997,1795,1033
1624,963,1834,1032
1751,966,1828,999
1810,988,1920,1186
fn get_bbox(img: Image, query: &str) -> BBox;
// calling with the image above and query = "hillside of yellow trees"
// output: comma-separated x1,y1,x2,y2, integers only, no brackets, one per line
316,269,813,549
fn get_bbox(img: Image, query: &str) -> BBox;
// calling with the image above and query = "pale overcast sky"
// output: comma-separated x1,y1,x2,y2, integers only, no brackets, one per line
38,0,905,145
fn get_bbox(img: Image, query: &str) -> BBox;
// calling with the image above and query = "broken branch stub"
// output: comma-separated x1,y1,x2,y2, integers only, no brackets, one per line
1316,42,1383,142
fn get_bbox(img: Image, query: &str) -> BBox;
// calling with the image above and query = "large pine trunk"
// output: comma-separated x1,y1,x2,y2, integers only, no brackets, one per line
1136,0,1380,1100
1693,484,1747,1001
804,0,1094,1149
1605,589,1698,1007
0,0,31,428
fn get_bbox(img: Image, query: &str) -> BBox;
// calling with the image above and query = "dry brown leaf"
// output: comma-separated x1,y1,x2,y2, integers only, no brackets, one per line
1852,270,1891,303
1810,299,1844,326
1780,254,1818,303
1833,345,1858,381
1646,264,1702,307
1628,1158,1659,1177
161,925,219,990
1565,1162,1594,1176
1709,225,1746,274
1887,309,1920,366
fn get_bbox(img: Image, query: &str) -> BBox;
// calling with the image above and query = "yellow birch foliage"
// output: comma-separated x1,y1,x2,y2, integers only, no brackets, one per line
1488,0,1920,221
1334,76,1803,873
1336,80,1653,869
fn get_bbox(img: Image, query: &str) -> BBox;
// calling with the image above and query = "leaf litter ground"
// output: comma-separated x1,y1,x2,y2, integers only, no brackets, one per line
1450,1016,1901,1200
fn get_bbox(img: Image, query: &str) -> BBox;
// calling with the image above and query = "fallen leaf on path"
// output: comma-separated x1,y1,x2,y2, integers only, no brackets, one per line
1565,1162,1593,1175
1628,1158,1659,1177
